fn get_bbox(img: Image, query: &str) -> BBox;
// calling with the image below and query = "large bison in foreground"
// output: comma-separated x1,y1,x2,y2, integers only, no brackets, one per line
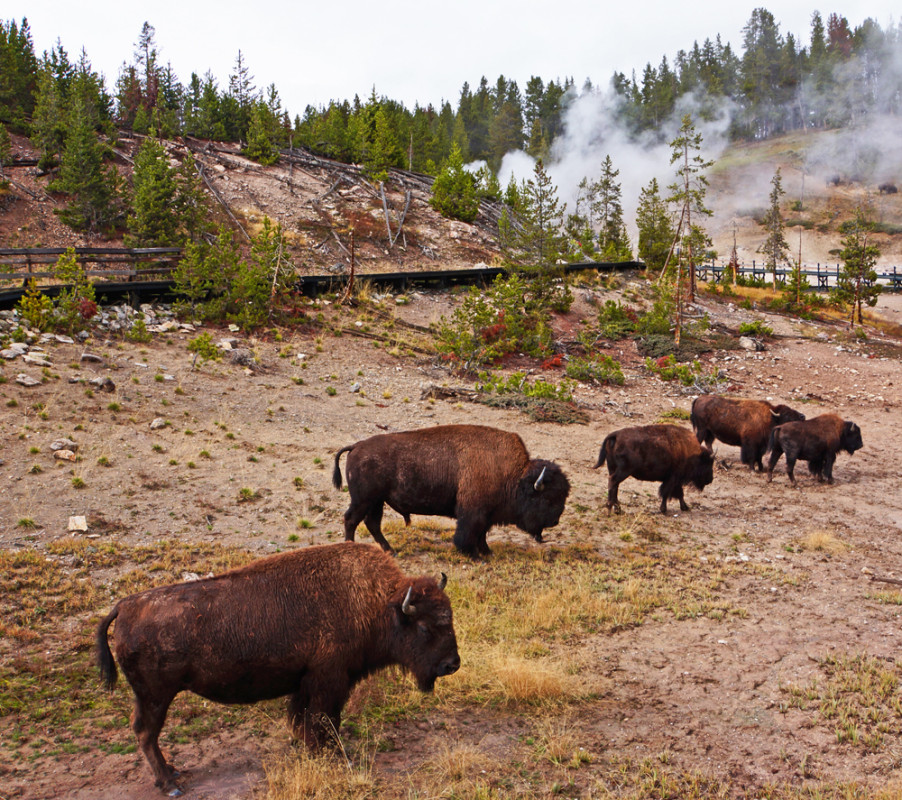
691,394,806,471
594,424,715,513
767,413,863,485
333,424,570,557
96,542,459,796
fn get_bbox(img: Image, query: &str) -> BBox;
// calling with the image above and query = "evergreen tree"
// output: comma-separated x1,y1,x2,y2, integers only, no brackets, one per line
758,168,791,289
666,113,713,300
636,177,674,271
174,153,211,243
52,93,120,232
244,100,278,165
227,50,256,141
127,136,179,246
0,122,11,187
833,206,881,327
0,18,38,131
430,142,479,223
592,155,632,261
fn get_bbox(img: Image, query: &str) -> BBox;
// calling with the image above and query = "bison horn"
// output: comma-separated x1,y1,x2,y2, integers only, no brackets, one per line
401,585,416,616
534,466,547,491
438,572,447,591
770,409,780,418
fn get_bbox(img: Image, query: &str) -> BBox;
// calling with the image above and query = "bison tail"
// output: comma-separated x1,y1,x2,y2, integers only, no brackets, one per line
689,398,700,432
96,605,119,691
766,426,780,455
332,444,354,490
593,434,615,471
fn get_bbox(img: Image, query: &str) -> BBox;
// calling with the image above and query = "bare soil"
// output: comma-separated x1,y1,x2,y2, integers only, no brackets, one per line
2,282,902,798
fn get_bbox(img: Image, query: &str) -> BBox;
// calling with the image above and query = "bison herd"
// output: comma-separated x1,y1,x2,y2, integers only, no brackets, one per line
98,401,864,795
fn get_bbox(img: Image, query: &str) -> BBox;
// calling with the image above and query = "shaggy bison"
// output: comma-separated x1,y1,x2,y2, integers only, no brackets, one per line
594,424,715,513
96,542,459,796
691,395,806,470
766,413,863,485
333,424,570,557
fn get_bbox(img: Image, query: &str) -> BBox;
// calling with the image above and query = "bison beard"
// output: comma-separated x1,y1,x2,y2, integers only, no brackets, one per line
595,424,715,514
767,413,863,486
690,395,805,471
333,424,570,557
95,542,460,796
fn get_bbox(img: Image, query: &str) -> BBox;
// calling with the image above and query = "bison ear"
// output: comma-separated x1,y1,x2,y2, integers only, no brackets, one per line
438,572,447,591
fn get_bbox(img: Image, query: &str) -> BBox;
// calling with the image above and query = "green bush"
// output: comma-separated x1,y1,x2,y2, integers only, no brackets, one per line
476,371,575,402
565,355,625,386
644,354,721,389
737,319,774,337
596,299,637,339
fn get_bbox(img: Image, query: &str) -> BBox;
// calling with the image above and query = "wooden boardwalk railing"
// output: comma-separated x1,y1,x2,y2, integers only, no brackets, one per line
0,247,182,282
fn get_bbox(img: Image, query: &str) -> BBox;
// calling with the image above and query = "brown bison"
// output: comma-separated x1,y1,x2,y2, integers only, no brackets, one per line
594,424,715,513
691,395,806,471
96,542,459,796
766,413,863,486
333,424,570,557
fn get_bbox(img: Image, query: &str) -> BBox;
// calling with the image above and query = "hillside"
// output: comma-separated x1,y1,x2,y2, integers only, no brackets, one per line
2,128,902,274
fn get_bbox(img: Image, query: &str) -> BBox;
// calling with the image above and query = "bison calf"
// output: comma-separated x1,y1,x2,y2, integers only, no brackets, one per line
595,424,715,514
691,394,805,471
333,424,570,557
766,413,863,486
96,542,459,796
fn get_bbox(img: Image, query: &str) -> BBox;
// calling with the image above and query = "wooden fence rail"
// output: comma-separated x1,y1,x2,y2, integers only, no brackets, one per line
696,260,902,291
0,247,182,282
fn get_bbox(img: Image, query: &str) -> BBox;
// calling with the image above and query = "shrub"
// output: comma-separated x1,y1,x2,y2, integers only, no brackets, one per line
644,354,721,389
187,332,222,369
738,319,774,337
596,299,637,339
565,355,625,386
476,371,575,402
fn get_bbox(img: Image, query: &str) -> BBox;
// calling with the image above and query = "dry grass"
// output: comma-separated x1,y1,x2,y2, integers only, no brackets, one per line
259,748,375,800
800,530,849,555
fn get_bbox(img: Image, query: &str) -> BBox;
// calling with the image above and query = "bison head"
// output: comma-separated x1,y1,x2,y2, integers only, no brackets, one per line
772,405,806,425
513,460,570,541
389,576,460,692
840,421,863,454
692,447,716,491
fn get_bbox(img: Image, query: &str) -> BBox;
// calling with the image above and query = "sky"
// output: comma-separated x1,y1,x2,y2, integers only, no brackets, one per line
9,2,899,117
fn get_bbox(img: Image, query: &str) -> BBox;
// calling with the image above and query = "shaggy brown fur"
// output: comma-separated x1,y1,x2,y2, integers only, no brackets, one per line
333,424,570,557
767,413,863,485
691,395,805,471
595,424,715,514
96,542,459,796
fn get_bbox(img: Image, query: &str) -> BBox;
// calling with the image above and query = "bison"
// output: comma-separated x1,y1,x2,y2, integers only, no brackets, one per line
766,413,863,486
333,424,570,557
878,182,898,195
96,542,460,796
690,395,806,471
594,424,715,514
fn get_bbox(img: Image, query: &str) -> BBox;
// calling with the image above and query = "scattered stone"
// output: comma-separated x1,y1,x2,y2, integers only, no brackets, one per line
53,449,77,461
229,349,256,368
218,338,239,350
150,418,167,430
51,438,79,452
54,334,75,344
89,376,116,392
22,354,52,367
350,382,361,393
228,324,240,332
81,353,104,364
68,515,88,532
739,336,766,352
16,373,41,387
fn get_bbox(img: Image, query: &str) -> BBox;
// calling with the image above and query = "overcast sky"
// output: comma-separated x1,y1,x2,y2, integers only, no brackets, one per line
9,2,899,116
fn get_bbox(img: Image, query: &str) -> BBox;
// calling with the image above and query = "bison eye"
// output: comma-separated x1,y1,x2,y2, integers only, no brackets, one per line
416,621,433,641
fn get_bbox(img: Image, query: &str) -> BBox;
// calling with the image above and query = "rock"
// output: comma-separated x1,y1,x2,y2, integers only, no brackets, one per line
68,515,88,532
739,336,766,352
150,418,167,430
218,338,239,351
81,353,104,363
350,382,361,393
89,376,116,392
15,373,41,387
53,449,77,461
51,438,79,452
22,354,52,367
54,334,75,344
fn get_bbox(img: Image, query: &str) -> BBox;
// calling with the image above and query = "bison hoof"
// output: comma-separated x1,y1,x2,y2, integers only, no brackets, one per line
167,788,184,798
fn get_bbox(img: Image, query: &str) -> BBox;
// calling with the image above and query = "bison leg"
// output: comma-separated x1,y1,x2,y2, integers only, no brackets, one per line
606,473,625,513
766,445,783,483
823,452,836,484
658,477,687,514
785,456,798,486
132,691,180,794
363,506,394,552
673,485,690,512
453,512,489,558
288,676,347,751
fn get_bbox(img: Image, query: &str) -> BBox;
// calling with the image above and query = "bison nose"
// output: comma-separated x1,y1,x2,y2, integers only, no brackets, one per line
441,654,461,676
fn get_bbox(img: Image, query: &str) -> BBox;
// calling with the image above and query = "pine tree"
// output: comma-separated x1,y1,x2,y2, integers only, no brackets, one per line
636,178,674,271
592,155,632,261
666,115,713,297
759,168,791,290
244,100,278,165
127,136,179,246
833,207,881,327
430,142,479,223
52,94,119,232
